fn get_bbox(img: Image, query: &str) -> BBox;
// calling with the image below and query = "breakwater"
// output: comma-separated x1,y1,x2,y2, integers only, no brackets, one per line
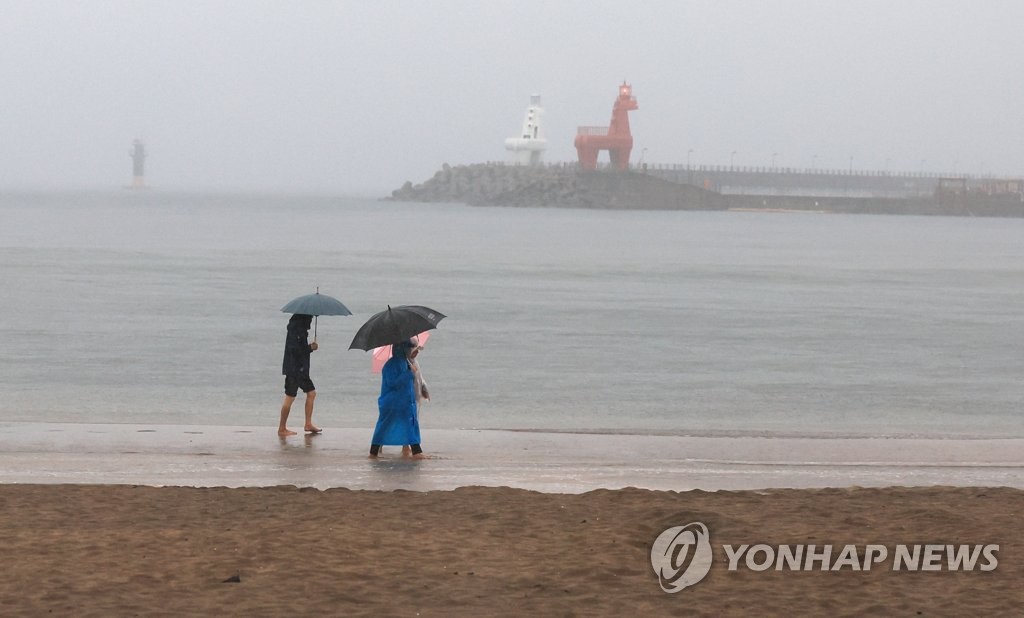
389,163,724,210
389,163,1024,217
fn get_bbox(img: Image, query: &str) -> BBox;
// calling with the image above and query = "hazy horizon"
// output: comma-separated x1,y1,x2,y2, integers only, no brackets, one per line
3,1,1023,195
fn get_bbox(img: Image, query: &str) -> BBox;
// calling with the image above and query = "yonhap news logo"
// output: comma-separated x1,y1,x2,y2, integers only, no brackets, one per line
650,522,713,593
651,522,999,593
720,542,999,573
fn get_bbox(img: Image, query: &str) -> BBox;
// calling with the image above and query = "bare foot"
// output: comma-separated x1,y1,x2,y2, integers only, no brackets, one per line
401,445,412,456
304,425,322,434
411,453,427,460
367,453,378,459
278,428,297,437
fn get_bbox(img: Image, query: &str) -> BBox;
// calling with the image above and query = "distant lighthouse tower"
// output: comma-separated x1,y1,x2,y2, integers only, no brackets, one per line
504,94,547,166
128,138,148,189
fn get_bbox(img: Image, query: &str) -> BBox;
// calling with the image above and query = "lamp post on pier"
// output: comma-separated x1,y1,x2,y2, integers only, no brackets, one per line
730,150,737,169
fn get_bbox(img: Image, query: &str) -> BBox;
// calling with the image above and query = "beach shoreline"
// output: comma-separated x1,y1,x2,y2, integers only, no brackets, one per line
2,421,1021,492
3,423,1022,614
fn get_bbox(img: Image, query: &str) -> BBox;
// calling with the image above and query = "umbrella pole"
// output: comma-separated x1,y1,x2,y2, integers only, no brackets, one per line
314,316,318,342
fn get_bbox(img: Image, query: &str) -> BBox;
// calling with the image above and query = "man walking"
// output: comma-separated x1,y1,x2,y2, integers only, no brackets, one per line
278,314,321,436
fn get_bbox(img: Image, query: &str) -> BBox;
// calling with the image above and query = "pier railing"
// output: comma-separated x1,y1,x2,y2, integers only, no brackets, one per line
641,162,1001,180
478,159,1013,180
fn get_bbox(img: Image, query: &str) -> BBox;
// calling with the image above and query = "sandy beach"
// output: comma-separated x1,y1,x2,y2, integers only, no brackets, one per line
2,483,1020,616
2,423,1021,615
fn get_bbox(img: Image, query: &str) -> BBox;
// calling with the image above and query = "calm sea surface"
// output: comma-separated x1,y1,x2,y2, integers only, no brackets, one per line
1,191,1022,438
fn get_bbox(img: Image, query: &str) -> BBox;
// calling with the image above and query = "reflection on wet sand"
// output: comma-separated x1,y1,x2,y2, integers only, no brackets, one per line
2,422,1021,493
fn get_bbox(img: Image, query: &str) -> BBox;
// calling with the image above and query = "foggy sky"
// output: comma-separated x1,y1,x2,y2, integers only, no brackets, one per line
2,0,1023,195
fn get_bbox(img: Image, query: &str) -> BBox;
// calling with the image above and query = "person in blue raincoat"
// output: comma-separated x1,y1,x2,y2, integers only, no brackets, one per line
369,339,424,458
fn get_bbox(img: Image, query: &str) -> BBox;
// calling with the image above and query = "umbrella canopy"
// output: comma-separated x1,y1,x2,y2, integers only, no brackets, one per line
349,305,445,351
280,291,352,316
372,330,431,373
281,290,352,341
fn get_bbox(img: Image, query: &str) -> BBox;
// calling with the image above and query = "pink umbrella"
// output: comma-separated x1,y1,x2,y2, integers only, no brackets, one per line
371,331,431,373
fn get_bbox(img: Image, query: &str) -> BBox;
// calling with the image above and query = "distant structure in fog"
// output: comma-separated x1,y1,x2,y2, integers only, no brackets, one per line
574,82,638,171
504,95,547,166
128,138,148,189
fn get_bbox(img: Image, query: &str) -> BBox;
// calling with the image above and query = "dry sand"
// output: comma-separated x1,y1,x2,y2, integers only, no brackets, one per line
1,484,1020,616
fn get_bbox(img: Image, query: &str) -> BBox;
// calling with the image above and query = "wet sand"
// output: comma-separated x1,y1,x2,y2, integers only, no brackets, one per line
2,422,1022,491
1,484,1020,616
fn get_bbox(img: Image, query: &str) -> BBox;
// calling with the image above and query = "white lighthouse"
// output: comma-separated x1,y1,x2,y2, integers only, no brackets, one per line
504,94,547,166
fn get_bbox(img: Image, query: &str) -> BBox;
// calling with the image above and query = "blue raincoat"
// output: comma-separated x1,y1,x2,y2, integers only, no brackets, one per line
371,351,421,446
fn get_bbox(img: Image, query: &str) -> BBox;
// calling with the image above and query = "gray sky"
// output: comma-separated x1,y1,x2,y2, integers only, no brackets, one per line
2,1,1022,195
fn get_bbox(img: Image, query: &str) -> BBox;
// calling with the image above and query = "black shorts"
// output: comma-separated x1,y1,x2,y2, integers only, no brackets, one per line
284,376,315,397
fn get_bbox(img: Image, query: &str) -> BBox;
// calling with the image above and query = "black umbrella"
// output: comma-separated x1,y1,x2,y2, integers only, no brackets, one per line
349,305,446,351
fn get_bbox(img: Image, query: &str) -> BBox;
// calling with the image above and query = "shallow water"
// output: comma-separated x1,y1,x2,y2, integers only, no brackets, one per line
1,191,1023,439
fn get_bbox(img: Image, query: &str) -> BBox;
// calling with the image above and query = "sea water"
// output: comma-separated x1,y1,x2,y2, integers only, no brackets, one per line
1,191,1022,440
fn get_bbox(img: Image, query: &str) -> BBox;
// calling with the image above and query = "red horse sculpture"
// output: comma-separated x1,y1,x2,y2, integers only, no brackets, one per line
574,82,639,171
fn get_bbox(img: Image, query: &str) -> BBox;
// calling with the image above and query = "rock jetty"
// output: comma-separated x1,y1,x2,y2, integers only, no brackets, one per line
389,163,1024,217
388,163,724,210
